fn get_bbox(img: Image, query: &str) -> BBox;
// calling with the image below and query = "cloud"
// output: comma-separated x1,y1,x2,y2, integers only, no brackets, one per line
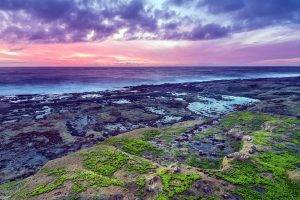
199,0,300,30
0,0,299,43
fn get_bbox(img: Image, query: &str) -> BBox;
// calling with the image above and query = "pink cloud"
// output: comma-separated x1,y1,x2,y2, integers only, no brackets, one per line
0,37,299,67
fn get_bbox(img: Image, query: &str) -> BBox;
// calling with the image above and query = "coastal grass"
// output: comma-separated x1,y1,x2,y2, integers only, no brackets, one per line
156,168,201,200
7,111,300,199
215,111,300,199
220,111,275,132
82,145,129,176
187,155,222,170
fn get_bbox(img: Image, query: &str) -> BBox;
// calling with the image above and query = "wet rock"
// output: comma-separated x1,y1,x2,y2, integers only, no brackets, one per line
232,133,243,141
217,143,226,149
1,76,299,183
243,135,252,141
248,145,256,154
146,176,162,193
194,180,213,195
172,166,181,173
198,150,207,156
262,121,278,132
109,194,123,200
222,193,241,200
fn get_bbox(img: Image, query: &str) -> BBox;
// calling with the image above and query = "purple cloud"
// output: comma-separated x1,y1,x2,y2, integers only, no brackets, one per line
199,0,300,30
0,0,299,43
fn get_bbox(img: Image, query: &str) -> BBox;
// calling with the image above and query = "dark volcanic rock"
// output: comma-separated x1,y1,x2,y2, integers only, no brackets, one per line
0,76,299,183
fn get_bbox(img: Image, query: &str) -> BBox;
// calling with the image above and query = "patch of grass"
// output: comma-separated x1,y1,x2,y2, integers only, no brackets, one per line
217,152,300,199
0,180,24,198
126,158,156,174
73,170,123,188
216,161,272,186
269,117,300,135
42,167,67,177
255,152,300,176
71,181,86,193
252,131,271,145
136,176,146,197
160,126,188,143
109,137,162,156
187,155,221,169
123,139,161,156
31,175,69,196
82,146,129,176
157,168,201,199
142,129,161,141
194,127,220,141
221,112,274,132
234,187,263,200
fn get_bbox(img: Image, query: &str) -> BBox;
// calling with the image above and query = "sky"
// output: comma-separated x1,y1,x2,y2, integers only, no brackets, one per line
0,0,299,67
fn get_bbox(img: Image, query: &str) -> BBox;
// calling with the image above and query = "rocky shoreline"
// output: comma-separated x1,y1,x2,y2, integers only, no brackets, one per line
0,76,299,183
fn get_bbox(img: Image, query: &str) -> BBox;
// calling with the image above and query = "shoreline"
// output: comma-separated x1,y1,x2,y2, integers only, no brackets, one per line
1,75,299,97
0,76,299,183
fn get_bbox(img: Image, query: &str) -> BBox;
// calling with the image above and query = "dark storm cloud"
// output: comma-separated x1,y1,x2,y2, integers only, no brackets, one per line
0,0,299,43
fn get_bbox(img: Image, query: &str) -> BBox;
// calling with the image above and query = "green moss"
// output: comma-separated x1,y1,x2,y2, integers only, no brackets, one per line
73,170,123,188
42,167,67,177
194,127,220,141
255,152,300,176
217,152,300,199
160,126,188,142
71,181,86,193
126,158,156,174
253,131,271,145
31,175,69,196
221,112,274,132
82,146,129,176
216,161,272,186
291,130,300,145
142,129,161,141
122,139,161,156
0,180,24,198
187,155,221,169
136,176,146,197
109,138,161,156
157,169,201,199
234,187,263,200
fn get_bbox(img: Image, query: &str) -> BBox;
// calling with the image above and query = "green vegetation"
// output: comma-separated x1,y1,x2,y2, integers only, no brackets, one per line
136,176,146,197
82,146,129,176
31,175,69,196
157,169,201,199
160,126,188,142
123,139,161,156
42,167,67,177
217,152,300,199
194,127,220,141
142,129,161,141
252,131,271,145
5,111,300,199
221,112,275,132
73,170,123,188
108,137,162,156
30,169,124,197
71,180,86,193
126,158,156,174
187,155,221,169
215,111,300,199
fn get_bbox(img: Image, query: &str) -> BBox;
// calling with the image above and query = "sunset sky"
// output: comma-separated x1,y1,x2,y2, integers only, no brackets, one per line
0,0,299,67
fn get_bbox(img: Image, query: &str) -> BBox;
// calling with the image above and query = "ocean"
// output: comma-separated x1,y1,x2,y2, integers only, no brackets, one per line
0,66,299,95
